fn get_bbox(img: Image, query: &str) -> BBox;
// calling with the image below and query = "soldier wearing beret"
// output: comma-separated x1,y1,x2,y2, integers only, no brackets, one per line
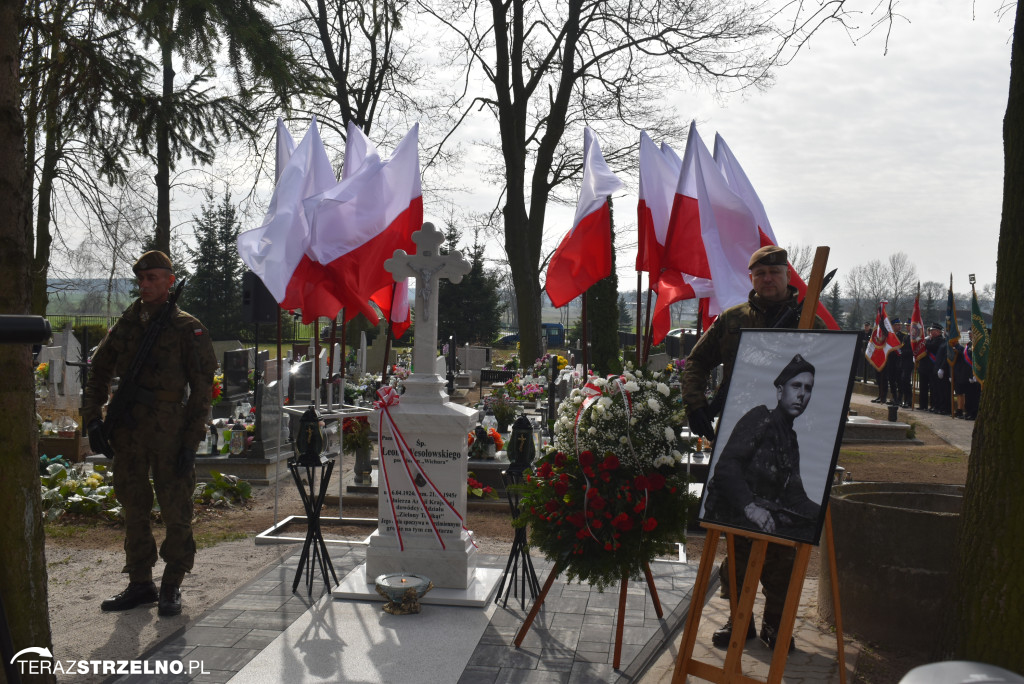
680,244,825,651
82,250,218,617
925,323,950,414
704,354,821,537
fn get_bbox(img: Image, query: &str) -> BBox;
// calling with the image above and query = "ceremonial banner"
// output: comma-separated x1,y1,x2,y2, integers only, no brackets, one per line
635,131,680,275
371,279,411,339
970,285,989,384
545,127,623,308
865,302,901,371
910,292,927,361
945,275,960,368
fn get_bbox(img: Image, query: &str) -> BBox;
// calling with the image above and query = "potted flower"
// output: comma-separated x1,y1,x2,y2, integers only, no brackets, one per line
467,473,498,499
484,392,518,433
343,416,373,484
515,369,691,590
467,425,504,460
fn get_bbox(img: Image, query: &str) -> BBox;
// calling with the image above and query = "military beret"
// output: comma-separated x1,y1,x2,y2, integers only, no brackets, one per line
748,245,788,269
891,318,902,324
774,353,816,387
929,322,943,331
133,250,173,274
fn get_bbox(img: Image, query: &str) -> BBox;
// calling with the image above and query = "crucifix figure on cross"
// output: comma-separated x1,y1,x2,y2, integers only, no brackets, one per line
384,223,471,376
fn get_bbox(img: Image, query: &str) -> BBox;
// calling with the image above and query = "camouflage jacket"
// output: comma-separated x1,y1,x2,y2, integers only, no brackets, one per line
82,299,218,451
680,286,824,412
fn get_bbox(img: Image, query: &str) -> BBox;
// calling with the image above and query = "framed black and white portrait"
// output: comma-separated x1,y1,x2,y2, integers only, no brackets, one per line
697,329,861,545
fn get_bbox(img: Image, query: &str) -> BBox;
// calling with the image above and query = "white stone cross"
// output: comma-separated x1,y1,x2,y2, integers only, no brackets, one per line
384,223,470,375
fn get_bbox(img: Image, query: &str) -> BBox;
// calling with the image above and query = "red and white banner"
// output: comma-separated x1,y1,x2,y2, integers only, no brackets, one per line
865,302,902,371
636,131,680,275
237,117,337,307
910,294,927,361
545,127,623,308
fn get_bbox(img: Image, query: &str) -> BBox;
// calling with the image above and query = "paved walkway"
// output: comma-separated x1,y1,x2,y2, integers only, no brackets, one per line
847,390,975,454
107,541,857,684
103,391,971,683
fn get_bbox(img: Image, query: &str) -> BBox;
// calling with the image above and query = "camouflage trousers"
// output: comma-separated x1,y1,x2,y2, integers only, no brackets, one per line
112,403,195,586
718,535,797,621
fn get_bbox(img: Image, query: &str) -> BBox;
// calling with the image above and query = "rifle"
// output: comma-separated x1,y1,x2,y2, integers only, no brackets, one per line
772,268,837,328
101,279,187,445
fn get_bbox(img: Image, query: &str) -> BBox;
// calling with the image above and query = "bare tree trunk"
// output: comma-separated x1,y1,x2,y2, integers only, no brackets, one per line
155,39,174,254
953,2,1024,669
0,0,56,676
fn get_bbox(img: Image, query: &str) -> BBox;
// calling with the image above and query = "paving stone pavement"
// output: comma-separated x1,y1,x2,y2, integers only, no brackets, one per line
105,541,857,683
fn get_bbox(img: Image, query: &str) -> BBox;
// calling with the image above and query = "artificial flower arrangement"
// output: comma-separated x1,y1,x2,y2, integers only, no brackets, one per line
467,472,498,499
515,369,692,589
532,353,569,376
342,416,372,454
483,391,519,430
35,362,50,384
211,373,224,406
467,426,504,459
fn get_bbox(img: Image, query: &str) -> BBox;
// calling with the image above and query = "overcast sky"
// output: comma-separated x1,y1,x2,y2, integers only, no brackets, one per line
436,1,1012,297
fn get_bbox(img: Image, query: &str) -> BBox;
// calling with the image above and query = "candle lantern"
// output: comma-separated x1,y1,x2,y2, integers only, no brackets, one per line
508,414,536,473
294,406,326,466
228,421,246,456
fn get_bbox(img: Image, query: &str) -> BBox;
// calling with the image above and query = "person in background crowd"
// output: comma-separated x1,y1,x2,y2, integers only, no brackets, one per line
927,323,951,414
896,319,915,409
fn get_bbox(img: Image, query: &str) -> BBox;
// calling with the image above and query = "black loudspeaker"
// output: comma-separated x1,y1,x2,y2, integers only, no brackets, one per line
242,271,279,324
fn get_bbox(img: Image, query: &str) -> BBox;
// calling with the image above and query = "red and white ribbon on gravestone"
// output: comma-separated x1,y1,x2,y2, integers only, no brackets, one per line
374,386,477,551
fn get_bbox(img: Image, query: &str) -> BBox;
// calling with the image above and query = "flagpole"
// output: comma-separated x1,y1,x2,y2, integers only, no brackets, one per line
382,282,398,382
635,272,643,368
642,285,654,365
328,318,339,410
581,293,589,379
911,283,919,410
339,309,346,405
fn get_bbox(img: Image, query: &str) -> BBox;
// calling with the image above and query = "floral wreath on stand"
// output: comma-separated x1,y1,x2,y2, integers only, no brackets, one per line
515,369,692,589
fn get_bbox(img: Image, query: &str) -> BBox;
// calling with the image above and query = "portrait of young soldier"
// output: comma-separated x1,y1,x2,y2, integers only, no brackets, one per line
703,353,821,541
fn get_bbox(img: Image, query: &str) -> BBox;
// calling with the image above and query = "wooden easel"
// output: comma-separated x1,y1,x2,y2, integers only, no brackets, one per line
513,559,664,670
671,247,849,683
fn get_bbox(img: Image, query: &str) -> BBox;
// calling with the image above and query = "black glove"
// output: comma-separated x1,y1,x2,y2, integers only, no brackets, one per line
175,447,196,477
687,406,716,442
87,419,113,458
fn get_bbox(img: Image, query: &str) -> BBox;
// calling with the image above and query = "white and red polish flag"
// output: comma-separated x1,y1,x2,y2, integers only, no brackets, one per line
660,121,759,319
237,117,337,310
865,301,902,371
637,134,714,343
544,127,623,308
713,132,839,330
275,117,296,178
370,279,411,339
303,123,422,324
635,132,680,275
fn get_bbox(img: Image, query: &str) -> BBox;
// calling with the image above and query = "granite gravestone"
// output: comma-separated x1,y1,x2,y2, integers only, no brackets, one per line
365,223,479,590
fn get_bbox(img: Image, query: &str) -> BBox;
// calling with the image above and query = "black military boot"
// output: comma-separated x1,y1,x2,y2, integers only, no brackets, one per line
759,615,795,653
711,617,756,648
100,581,158,611
158,582,182,617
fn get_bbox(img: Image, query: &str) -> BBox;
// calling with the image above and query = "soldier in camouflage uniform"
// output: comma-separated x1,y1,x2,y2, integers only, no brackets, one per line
680,244,825,652
83,250,218,617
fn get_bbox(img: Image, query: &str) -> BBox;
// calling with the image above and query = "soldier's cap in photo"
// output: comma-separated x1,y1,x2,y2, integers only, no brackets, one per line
133,250,173,274
748,245,788,269
774,353,815,387
929,322,944,331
